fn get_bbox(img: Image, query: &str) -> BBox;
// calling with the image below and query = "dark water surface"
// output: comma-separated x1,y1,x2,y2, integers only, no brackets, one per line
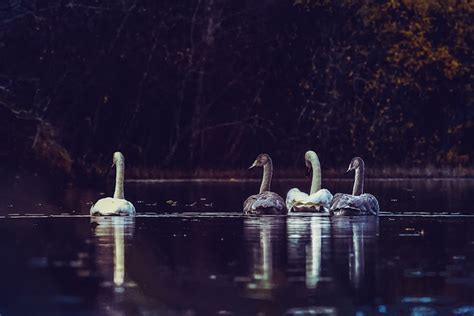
2,177,474,214
0,178,474,315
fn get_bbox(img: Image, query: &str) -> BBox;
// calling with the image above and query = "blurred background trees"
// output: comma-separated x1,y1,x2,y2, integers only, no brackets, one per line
0,0,472,177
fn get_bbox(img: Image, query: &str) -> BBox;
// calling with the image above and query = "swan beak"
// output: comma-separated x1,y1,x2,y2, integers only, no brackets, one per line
345,167,351,174
248,161,257,169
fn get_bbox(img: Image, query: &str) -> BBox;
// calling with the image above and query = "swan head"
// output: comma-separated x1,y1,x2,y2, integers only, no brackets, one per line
112,152,125,167
249,153,271,169
347,157,364,173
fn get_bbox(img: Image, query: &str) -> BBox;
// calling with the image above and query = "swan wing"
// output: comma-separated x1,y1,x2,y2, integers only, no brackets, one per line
306,189,333,208
243,194,259,213
244,191,288,215
288,188,332,212
90,197,136,216
329,193,379,216
285,188,309,211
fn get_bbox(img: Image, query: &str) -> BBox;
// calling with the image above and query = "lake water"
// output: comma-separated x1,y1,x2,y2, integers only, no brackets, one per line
0,177,473,315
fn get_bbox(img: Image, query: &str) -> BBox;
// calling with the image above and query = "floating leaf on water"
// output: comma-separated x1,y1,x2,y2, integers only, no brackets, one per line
165,200,177,206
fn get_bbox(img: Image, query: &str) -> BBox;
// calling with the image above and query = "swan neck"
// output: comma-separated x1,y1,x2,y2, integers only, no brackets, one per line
352,165,364,196
260,160,273,193
309,155,322,195
113,162,125,199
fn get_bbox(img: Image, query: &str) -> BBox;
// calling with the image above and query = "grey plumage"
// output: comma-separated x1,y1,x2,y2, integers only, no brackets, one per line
329,157,379,216
243,153,288,215
329,193,379,216
243,191,287,215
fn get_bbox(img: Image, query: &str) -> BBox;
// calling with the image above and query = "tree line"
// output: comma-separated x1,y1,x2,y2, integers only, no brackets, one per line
0,0,472,176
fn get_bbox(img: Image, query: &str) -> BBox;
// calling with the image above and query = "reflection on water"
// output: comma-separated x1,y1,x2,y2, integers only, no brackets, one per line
0,215,472,315
241,216,380,313
287,216,329,290
244,217,284,294
331,217,378,296
91,217,135,288
91,217,136,314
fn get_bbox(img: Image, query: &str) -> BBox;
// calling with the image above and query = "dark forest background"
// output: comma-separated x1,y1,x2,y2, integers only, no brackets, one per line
0,0,472,178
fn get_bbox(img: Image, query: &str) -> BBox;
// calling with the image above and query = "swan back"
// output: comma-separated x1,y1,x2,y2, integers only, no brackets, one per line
244,191,287,215
90,197,136,216
286,188,333,212
329,193,379,216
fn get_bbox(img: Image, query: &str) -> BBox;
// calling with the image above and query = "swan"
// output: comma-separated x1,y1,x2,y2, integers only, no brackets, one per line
286,150,333,212
243,154,288,215
329,157,379,216
90,152,136,216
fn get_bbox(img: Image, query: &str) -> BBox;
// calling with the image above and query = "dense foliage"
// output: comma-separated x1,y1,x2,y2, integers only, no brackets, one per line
0,0,472,176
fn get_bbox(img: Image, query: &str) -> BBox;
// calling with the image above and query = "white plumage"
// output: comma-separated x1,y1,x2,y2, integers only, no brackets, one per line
286,188,333,213
90,197,136,216
286,151,333,212
90,152,136,216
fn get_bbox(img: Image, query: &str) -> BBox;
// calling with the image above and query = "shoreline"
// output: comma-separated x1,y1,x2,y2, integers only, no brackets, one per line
125,177,474,183
125,166,474,180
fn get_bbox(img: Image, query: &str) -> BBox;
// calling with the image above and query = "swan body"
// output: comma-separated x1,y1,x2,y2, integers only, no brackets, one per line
244,191,287,215
90,197,136,216
286,188,333,212
330,193,378,216
243,154,288,215
329,157,379,216
286,151,333,212
90,152,136,216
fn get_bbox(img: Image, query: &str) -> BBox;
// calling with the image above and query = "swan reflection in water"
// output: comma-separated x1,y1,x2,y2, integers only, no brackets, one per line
91,216,136,311
243,215,378,309
287,216,331,289
243,217,286,296
331,217,379,295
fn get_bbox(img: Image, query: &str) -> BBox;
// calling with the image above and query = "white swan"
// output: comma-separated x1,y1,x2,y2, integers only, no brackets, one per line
286,151,333,212
90,152,136,216
243,154,288,215
329,157,379,216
